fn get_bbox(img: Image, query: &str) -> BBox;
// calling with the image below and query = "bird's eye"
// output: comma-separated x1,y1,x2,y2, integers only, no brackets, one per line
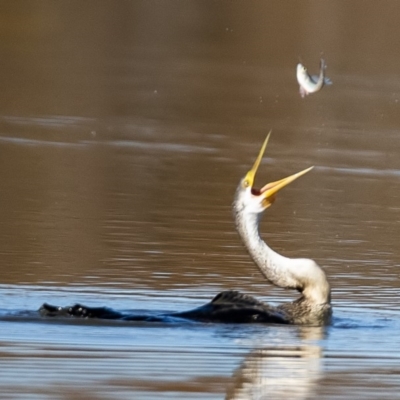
243,180,250,188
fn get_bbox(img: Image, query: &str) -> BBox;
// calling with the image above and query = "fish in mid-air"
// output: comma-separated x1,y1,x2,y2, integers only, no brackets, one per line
296,59,332,98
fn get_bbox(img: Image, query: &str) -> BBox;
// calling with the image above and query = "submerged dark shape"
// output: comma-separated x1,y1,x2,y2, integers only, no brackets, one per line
40,290,288,324
39,134,332,326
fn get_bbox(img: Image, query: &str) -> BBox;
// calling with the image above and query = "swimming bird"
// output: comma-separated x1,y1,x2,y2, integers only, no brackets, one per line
230,133,331,324
40,134,331,326
296,59,332,98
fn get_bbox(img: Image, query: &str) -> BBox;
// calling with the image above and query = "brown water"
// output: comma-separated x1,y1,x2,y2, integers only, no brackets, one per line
0,1,400,399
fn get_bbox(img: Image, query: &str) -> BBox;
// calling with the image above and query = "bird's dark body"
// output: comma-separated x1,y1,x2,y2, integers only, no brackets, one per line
39,290,289,324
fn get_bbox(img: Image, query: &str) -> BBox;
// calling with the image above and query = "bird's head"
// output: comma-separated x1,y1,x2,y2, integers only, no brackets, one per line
234,132,313,215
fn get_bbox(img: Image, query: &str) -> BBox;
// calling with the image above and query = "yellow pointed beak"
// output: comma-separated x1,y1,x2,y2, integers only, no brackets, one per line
244,133,314,208
244,131,271,187
260,166,314,208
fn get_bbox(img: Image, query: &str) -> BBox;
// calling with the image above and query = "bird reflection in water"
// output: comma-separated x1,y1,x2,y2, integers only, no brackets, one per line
226,327,325,400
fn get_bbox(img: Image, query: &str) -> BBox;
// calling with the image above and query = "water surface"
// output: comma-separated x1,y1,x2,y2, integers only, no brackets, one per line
1,1,400,399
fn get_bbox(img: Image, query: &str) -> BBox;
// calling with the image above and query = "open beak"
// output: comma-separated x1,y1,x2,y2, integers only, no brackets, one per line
245,132,314,208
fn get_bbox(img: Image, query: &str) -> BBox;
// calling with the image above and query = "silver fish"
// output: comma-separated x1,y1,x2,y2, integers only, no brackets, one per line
296,59,332,98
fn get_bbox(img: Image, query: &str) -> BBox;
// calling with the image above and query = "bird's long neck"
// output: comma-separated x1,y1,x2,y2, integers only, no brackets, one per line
234,206,331,307
234,210,290,285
